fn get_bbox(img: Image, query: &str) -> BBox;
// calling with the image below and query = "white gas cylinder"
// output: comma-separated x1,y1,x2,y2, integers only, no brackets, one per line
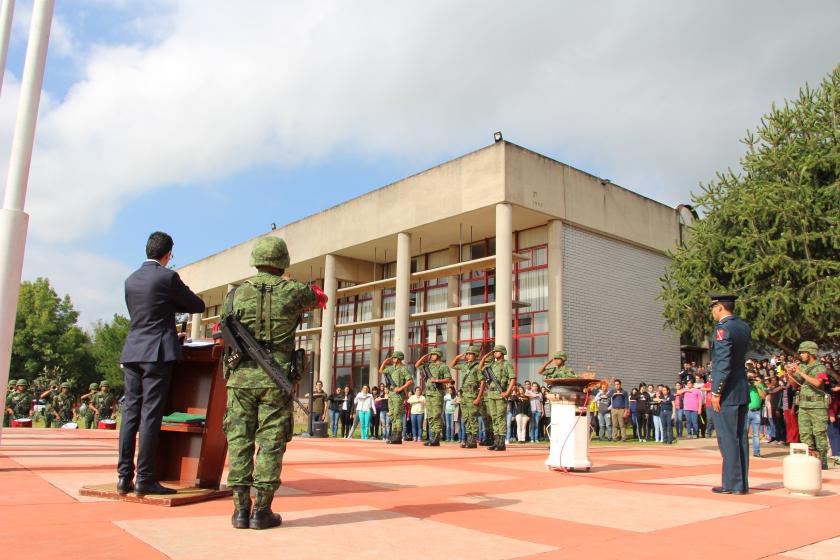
783,443,822,496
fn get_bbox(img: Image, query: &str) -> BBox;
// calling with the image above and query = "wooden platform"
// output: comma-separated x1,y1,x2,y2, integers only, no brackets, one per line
79,482,232,507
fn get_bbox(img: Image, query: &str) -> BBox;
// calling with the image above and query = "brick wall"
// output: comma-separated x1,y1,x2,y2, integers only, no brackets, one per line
562,225,680,389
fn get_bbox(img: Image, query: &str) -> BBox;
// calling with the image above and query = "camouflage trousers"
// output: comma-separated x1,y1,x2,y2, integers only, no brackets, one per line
83,411,95,429
388,395,405,436
485,396,506,437
43,407,53,428
223,387,292,495
461,392,479,436
425,393,444,440
798,407,828,461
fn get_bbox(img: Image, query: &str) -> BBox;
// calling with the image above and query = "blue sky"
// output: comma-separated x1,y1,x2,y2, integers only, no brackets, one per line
1,0,838,327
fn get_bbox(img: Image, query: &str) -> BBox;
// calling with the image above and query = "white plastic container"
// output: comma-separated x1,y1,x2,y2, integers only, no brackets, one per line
783,443,822,496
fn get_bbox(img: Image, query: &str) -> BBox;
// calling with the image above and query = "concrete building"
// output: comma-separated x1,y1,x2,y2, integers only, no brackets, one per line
178,141,683,393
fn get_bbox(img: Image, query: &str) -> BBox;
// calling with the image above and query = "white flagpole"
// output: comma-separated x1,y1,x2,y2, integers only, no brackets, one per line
0,0,14,94
0,0,54,445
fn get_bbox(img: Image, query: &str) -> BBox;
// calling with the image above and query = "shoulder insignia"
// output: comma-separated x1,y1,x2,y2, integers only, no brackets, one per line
715,328,726,341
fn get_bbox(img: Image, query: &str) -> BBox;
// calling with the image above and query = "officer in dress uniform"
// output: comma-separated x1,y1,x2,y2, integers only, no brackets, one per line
708,292,751,494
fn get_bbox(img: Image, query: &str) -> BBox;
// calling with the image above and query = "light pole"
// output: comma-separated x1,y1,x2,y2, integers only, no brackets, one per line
0,0,54,445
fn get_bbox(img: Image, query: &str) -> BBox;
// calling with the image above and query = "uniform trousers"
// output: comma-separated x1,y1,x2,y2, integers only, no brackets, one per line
714,404,749,493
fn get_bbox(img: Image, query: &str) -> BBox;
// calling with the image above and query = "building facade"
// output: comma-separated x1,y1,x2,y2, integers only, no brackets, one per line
178,141,682,392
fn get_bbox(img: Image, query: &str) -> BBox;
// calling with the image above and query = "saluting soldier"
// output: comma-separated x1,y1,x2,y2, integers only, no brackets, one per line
221,236,322,529
451,345,484,448
540,351,576,379
91,381,116,426
785,341,830,469
5,379,34,424
379,351,413,444
416,348,451,446
479,345,516,451
708,292,751,495
79,383,98,429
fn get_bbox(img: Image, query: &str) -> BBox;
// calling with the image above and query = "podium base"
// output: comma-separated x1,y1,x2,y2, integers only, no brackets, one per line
79,482,231,507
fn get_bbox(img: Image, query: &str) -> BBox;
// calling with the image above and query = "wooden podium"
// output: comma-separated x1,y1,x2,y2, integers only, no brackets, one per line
80,341,231,506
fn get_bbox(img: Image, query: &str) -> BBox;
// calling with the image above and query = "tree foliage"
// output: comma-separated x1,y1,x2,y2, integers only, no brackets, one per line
661,65,840,352
11,278,95,389
90,314,130,391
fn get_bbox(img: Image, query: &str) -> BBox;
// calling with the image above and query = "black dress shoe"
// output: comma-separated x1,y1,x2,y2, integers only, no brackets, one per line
135,480,177,495
116,477,134,495
711,486,733,494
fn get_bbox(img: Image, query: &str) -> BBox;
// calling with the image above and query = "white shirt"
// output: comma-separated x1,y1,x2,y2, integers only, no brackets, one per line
354,392,374,413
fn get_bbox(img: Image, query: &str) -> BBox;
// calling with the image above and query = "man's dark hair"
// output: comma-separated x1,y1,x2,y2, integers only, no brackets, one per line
146,231,174,260
720,301,735,312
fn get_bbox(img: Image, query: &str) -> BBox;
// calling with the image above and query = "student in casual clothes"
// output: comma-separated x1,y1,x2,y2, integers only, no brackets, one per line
594,381,612,441
636,384,651,442
369,386,382,439
677,380,703,438
673,382,683,438
339,386,355,438
513,386,531,443
629,388,639,440
658,386,675,444
353,385,375,440
526,382,545,442
609,379,629,441
328,387,343,437
407,387,426,442
651,387,663,443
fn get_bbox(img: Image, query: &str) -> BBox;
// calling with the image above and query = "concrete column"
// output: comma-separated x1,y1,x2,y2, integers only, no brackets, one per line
394,232,411,354
318,255,338,394
495,203,513,353
446,245,460,381
547,220,565,353
370,288,383,386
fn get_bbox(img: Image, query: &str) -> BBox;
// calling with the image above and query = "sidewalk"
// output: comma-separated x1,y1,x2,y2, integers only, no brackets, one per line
1,429,839,560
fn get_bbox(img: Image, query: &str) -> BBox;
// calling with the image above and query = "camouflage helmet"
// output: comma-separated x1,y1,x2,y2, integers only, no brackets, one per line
492,344,507,356
428,348,442,357
797,341,819,357
250,237,290,269
15,378,28,387
89,383,99,390
391,350,405,360
553,351,568,360
466,345,481,355
100,381,110,387
60,382,71,389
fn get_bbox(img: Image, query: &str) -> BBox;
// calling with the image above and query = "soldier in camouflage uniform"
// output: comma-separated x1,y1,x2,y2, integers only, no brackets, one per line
39,384,59,428
415,348,451,446
221,236,321,530
52,382,76,425
451,345,485,448
540,351,576,379
379,351,413,444
5,379,34,423
786,341,830,469
79,383,98,429
479,345,517,451
91,381,116,426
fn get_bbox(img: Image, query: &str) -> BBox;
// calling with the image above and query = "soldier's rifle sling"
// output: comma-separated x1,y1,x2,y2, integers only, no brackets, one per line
222,314,310,415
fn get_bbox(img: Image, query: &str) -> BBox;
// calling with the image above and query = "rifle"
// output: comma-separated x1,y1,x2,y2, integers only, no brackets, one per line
222,312,310,415
383,370,396,390
482,366,505,393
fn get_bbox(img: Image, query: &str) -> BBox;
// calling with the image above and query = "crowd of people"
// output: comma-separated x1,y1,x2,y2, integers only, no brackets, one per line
309,378,553,445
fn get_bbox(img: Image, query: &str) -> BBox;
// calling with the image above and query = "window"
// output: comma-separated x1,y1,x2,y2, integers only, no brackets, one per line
513,227,549,382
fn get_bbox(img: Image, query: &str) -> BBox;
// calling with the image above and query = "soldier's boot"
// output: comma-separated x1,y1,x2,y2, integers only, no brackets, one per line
493,435,507,451
464,434,478,449
249,490,282,530
390,433,403,445
488,434,499,451
231,486,252,529
428,433,440,447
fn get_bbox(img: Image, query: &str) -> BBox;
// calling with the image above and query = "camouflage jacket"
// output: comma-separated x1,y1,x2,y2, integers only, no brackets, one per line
92,392,115,418
544,364,576,379
52,392,75,420
423,361,451,396
796,361,829,410
222,272,318,389
384,365,412,399
6,391,33,418
458,360,482,394
485,360,515,398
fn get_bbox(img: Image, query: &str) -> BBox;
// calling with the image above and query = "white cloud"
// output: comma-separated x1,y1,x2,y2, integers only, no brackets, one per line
1,0,839,324
21,241,132,330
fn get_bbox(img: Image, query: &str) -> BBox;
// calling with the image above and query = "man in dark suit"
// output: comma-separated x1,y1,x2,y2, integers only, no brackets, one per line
708,292,751,495
117,231,205,495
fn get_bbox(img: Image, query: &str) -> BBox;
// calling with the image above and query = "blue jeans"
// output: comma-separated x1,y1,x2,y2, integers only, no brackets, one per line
684,410,699,436
748,410,761,455
530,411,542,442
329,409,339,437
478,416,485,441
597,411,612,440
444,413,454,441
506,410,514,441
675,408,683,437
380,410,390,440
653,414,662,442
411,413,424,440
459,418,465,442
661,411,673,443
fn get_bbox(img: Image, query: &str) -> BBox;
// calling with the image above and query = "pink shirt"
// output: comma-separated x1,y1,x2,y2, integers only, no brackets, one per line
681,388,703,412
